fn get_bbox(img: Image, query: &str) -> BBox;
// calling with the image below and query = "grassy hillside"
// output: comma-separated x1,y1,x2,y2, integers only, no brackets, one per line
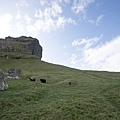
0,54,120,120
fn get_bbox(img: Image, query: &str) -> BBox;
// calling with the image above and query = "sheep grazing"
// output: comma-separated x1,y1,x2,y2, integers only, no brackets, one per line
69,82,71,85
40,79,46,83
29,77,35,82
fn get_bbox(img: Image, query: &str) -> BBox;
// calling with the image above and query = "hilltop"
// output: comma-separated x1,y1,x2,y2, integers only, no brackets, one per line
0,36,42,59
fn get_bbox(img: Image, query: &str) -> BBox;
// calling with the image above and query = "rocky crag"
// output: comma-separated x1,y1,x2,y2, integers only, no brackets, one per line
0,36,42,59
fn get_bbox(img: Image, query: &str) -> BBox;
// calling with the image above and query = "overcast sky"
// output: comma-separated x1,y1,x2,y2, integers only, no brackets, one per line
0,0,120,72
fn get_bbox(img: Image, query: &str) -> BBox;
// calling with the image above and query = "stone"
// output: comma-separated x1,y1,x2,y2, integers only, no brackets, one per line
0,69,8,90
0,36,43,59
6,69,21,79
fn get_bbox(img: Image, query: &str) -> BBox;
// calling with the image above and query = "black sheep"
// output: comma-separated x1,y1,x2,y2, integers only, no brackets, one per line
40,79,46,83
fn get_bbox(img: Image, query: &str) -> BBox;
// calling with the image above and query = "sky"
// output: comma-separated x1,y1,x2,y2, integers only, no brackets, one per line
0,0,120,72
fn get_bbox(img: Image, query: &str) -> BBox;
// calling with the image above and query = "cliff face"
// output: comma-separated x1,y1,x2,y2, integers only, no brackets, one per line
0,36,42,59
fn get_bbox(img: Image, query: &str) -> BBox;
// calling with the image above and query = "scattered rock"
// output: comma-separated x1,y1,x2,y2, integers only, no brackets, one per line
0,69,8,90
6,69,21,79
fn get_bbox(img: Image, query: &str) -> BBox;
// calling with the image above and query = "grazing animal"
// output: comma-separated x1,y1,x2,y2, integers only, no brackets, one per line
29,77,35,82
40,79,46,83
69,82,71,85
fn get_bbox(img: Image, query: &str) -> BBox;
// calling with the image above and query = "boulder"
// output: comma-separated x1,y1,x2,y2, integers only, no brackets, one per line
0,69,8,90
6,69,21,79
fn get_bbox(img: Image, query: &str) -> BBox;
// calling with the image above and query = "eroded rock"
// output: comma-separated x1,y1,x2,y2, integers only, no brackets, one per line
6,69,21,79
0,69,8,90
0,36,43,59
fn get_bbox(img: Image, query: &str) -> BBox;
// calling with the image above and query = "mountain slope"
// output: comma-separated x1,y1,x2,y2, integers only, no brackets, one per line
0,55,120,120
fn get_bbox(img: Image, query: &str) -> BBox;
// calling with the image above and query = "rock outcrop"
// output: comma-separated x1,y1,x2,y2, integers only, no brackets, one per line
0,36,42,59
0,69,8,90
5,69,21,79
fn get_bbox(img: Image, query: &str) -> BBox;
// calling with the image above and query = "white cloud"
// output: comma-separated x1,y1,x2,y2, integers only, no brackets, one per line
71,0,94,14
26,16,76,33
24,14,32,24
56,17,76,29
52,2,63,15
26,18,54,33
27,2,76,34
64,0,70,4
16,22,24,31
87,15,105,26
87,19,94,24
70,54,78,64
0,13,13,38
63,45,67,49
88,15,105,26
96,15,104,26
72,38,87,46
39,0,47,6
16,0,29,7
35,2,62,19
72,36,120,71
64,52,69,56
15,13,21,19
1,0,76,36
72,35,103,48
59,0,70,4
67,18,77,25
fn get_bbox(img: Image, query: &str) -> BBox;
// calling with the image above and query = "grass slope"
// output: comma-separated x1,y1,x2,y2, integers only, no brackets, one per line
0,56,120,120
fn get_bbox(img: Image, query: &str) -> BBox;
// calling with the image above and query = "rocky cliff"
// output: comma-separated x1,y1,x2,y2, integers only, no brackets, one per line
0,36,42,59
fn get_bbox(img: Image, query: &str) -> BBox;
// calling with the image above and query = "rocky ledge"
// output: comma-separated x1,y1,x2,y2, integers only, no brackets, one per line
0,36,43,59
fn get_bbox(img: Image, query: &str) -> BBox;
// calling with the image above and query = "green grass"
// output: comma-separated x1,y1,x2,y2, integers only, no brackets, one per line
0,52,39,59
0,55,120,120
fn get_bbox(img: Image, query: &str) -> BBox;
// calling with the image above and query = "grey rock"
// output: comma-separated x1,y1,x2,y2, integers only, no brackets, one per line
6,69,21,79
0,70,8,90
0,36,43,59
